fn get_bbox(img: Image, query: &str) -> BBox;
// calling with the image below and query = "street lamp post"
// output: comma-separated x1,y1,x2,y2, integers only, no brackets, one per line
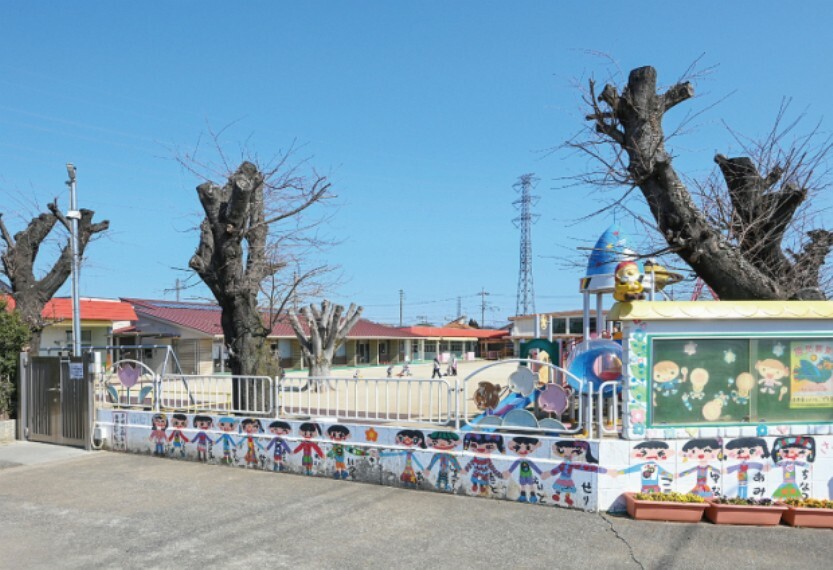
66,163,82,358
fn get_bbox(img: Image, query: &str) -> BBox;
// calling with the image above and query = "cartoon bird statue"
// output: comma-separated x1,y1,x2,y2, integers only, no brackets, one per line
794,357,833,383
613,260,645,302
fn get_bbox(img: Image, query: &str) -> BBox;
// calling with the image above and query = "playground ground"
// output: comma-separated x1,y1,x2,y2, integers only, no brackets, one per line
1,441,832,569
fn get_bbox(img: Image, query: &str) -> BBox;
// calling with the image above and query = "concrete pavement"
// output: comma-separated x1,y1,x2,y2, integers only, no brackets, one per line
0,441,831,569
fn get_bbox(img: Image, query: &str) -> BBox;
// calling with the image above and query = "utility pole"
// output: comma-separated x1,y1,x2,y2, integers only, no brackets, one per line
399,289,404,327
66,163,82,357
479,288,489,328
456,296,462,318
175,278,181,302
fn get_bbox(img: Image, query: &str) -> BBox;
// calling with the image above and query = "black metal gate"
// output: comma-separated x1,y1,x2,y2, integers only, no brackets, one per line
20,354,90,449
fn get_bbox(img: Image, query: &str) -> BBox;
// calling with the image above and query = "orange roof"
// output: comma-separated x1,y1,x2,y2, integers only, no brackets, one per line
399,326,507,340
5,296,137,322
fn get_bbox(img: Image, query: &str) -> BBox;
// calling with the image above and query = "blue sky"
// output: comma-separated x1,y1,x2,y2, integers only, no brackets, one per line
2,1,832,326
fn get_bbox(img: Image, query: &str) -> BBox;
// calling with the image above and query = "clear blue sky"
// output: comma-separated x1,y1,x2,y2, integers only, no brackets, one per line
2,1,832,326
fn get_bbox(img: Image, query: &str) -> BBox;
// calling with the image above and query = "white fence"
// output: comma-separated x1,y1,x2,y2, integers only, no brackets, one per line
96,360,622,437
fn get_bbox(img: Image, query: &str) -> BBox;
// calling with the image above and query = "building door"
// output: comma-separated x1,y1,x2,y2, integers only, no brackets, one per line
22,355,89,449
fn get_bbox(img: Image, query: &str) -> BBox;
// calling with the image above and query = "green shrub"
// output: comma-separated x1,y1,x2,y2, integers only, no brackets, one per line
0,299,30,419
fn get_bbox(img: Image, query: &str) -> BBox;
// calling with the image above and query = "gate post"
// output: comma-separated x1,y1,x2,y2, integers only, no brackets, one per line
17,351,29,441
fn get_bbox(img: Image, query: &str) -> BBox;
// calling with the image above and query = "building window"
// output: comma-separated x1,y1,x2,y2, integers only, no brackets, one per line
65,330,92,347
552,318,567,334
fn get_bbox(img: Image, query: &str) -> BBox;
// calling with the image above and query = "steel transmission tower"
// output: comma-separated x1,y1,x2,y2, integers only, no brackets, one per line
512,174,539,316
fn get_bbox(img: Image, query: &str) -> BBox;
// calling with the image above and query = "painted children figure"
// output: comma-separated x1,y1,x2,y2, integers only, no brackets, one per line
771,436,816,500
167,413,190,458
378,430,427,488
502,436,544,503
678,438,722,498
266,420,292,472
462,433,504,496
215,417,238,465
191,415,214,463
543,440,606,507
424,431,462,492
725,437,769,499
237,418,264,469
614,440,674,494
326,424,354,479
149,413,168,457
293,422,324,475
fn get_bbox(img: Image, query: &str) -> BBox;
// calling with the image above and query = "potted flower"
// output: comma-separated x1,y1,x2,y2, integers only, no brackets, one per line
705,496,787,526
782,498,833,528
623,491,707,523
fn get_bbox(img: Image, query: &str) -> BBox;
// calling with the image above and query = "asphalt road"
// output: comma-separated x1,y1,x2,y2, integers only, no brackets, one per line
1,442,831,569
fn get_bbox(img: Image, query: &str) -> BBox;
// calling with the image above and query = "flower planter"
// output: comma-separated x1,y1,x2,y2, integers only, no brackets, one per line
783,506,833,528
623,492,707,523
705,501,787,526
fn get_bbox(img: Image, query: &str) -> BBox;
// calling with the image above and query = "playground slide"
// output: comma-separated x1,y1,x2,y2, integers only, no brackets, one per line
466,390,536,430
565,339,623,394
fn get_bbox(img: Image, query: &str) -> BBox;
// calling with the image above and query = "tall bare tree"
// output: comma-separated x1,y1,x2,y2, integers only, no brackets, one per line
0,201,109,353
189,160,331,378
288,300,363,378
579,65,833,300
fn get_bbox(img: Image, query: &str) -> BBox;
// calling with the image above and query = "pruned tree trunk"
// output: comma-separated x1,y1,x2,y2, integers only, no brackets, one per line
288,300,363,381
0,201,109,353
189,160,331,409
586,66,833,300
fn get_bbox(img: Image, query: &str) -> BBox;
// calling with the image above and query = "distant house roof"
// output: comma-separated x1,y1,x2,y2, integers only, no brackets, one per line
121,298,418,339
4,296,136,322
399,326,507,340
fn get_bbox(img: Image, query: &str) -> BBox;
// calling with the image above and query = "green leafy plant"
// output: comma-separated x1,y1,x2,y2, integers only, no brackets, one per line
710,496,776,506
784,498,833,509
0,298,30,419
633,491,706,503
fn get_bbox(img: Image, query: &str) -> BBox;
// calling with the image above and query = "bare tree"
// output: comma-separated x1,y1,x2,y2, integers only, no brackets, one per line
0,201,109,353
579,65,833,300
189,160,331,378
288,300,363,379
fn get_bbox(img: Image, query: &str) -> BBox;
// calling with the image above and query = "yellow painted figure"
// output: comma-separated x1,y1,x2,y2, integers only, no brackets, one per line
613,261,645,302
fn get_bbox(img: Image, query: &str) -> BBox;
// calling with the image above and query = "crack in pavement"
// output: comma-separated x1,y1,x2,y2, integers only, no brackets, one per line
600,514,644,570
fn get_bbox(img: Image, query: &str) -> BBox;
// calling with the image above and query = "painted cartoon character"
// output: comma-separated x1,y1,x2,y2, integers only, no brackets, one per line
652,360,688,397
326,424,368,480
381,430,427,488
423,431,462,492
215,417,238,465
771,436,816,500
149,413,168,457
293,422,324,475
613,260,645,302
167,413,190,458
755,358,789,395
614,440,674,494
462,433,504,496
725,437,769,499
681,368,709,411
237,418,264,469
729,372,755,405
266,420,292,472
191,415,214,462
543,440,606,507
502,436,543,503
678,438,722,498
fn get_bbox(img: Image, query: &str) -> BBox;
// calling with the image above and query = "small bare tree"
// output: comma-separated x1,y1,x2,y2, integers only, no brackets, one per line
578,65,833,300
0,201,109,353
288,300,363,379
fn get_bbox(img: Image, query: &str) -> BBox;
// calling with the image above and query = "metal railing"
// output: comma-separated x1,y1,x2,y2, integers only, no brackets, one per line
160,374,274,416
277,375,453,425
597,380,620,436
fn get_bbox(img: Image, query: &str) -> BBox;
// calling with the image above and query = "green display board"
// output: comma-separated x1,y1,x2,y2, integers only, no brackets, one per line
650,336,833,427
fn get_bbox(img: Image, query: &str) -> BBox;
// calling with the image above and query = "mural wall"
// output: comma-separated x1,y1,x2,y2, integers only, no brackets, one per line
98,411,833,512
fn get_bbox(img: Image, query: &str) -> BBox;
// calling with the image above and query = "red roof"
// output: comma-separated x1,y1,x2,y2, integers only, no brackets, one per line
5,296,137,322
399,326,507,340
122,298,418,339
